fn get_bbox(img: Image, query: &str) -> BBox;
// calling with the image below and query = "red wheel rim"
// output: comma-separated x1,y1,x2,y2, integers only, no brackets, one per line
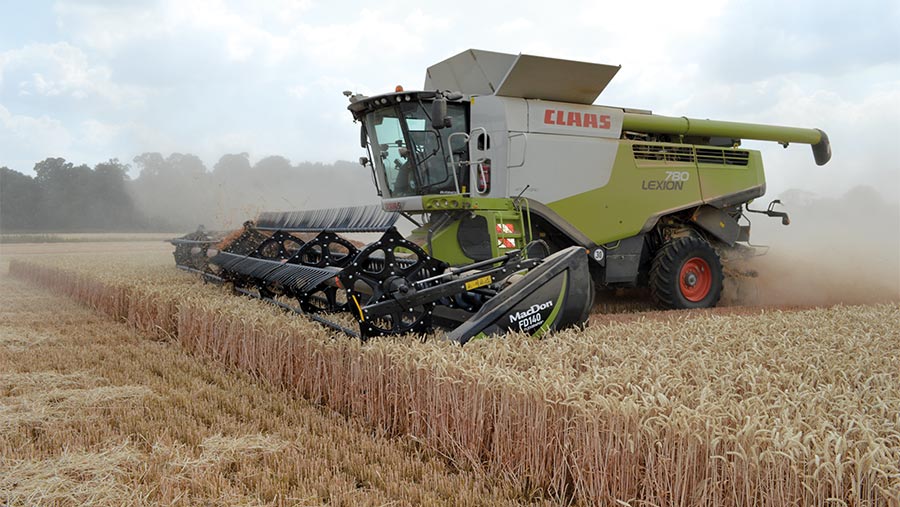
679,257,712,302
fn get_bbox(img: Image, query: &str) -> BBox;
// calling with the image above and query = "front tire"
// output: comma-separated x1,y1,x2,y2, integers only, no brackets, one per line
650,236,723,309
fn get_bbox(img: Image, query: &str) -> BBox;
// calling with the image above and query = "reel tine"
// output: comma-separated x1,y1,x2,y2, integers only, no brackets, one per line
211,252,339,293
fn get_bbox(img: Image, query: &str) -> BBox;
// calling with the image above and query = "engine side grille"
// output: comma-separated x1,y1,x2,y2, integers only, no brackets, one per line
696,148,750,166
632,144,751,167
632,144,695,164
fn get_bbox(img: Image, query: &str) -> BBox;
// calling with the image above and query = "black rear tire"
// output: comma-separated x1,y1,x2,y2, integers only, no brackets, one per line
650,236,723,309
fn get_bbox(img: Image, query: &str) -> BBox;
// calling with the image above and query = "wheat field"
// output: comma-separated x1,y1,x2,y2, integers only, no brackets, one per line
3,241,899,506
0,244,553,506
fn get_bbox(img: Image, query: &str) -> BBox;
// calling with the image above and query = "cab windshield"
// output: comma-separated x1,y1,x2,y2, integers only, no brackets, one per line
366,101,467,198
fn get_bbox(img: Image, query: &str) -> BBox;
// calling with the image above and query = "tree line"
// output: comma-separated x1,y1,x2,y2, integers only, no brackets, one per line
0,153,376,232
1,158,141,231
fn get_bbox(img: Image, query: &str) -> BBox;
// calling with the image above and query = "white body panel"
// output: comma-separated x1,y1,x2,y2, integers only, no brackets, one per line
470,96,621,204
527,101,624,139
507,134,618,203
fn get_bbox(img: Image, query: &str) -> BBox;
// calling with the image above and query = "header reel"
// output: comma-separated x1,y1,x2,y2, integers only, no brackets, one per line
171,205,593,343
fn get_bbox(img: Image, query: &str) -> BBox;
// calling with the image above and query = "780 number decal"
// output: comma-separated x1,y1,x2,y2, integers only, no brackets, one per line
665,171,690,181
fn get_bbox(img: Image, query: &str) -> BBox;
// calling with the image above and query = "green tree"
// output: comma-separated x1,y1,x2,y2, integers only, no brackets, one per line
33,157,92,228
24,157,144,231
92,159,142,229
0,167,42,231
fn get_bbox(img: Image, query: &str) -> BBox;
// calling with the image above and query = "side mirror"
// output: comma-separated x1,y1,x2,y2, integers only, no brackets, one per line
360,124,368,148
431,98,450,129
359,156,369,167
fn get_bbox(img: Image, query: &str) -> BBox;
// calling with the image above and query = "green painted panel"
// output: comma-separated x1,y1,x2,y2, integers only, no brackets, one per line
548,142,704,244
697,151,765,202
547,142,767,244
419,206,527,266
417,219,471,265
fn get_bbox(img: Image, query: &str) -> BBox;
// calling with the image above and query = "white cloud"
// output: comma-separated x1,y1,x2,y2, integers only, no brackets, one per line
497,18,533,33
54,1,450,69
54,0,305,64
79,119,122,146
0,103,73,159
286,84,308,99
0,105,161,175
165,0,294,63
0,42,147,106
286,8,451,70
53,1,169,53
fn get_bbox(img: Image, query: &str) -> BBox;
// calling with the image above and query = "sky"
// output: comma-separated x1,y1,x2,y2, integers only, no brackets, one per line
0,0,898,202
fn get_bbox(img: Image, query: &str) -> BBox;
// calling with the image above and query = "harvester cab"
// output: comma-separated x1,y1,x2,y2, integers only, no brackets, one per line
172,49,830,343
349,90,470,202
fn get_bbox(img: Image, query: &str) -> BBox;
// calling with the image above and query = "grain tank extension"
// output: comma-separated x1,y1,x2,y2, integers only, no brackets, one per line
172,49,830,342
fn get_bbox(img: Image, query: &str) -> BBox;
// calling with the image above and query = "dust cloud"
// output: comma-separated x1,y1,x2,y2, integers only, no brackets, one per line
126,155,379,231
734,186,900,306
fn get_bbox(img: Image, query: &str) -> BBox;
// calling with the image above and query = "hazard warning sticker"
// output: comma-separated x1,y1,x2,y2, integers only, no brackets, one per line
465,275,493,291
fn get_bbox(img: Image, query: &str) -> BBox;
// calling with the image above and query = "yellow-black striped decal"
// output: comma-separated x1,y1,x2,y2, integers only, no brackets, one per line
465,275,493,291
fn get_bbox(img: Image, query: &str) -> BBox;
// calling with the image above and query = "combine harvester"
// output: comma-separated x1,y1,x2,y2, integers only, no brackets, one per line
172,49,831,344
